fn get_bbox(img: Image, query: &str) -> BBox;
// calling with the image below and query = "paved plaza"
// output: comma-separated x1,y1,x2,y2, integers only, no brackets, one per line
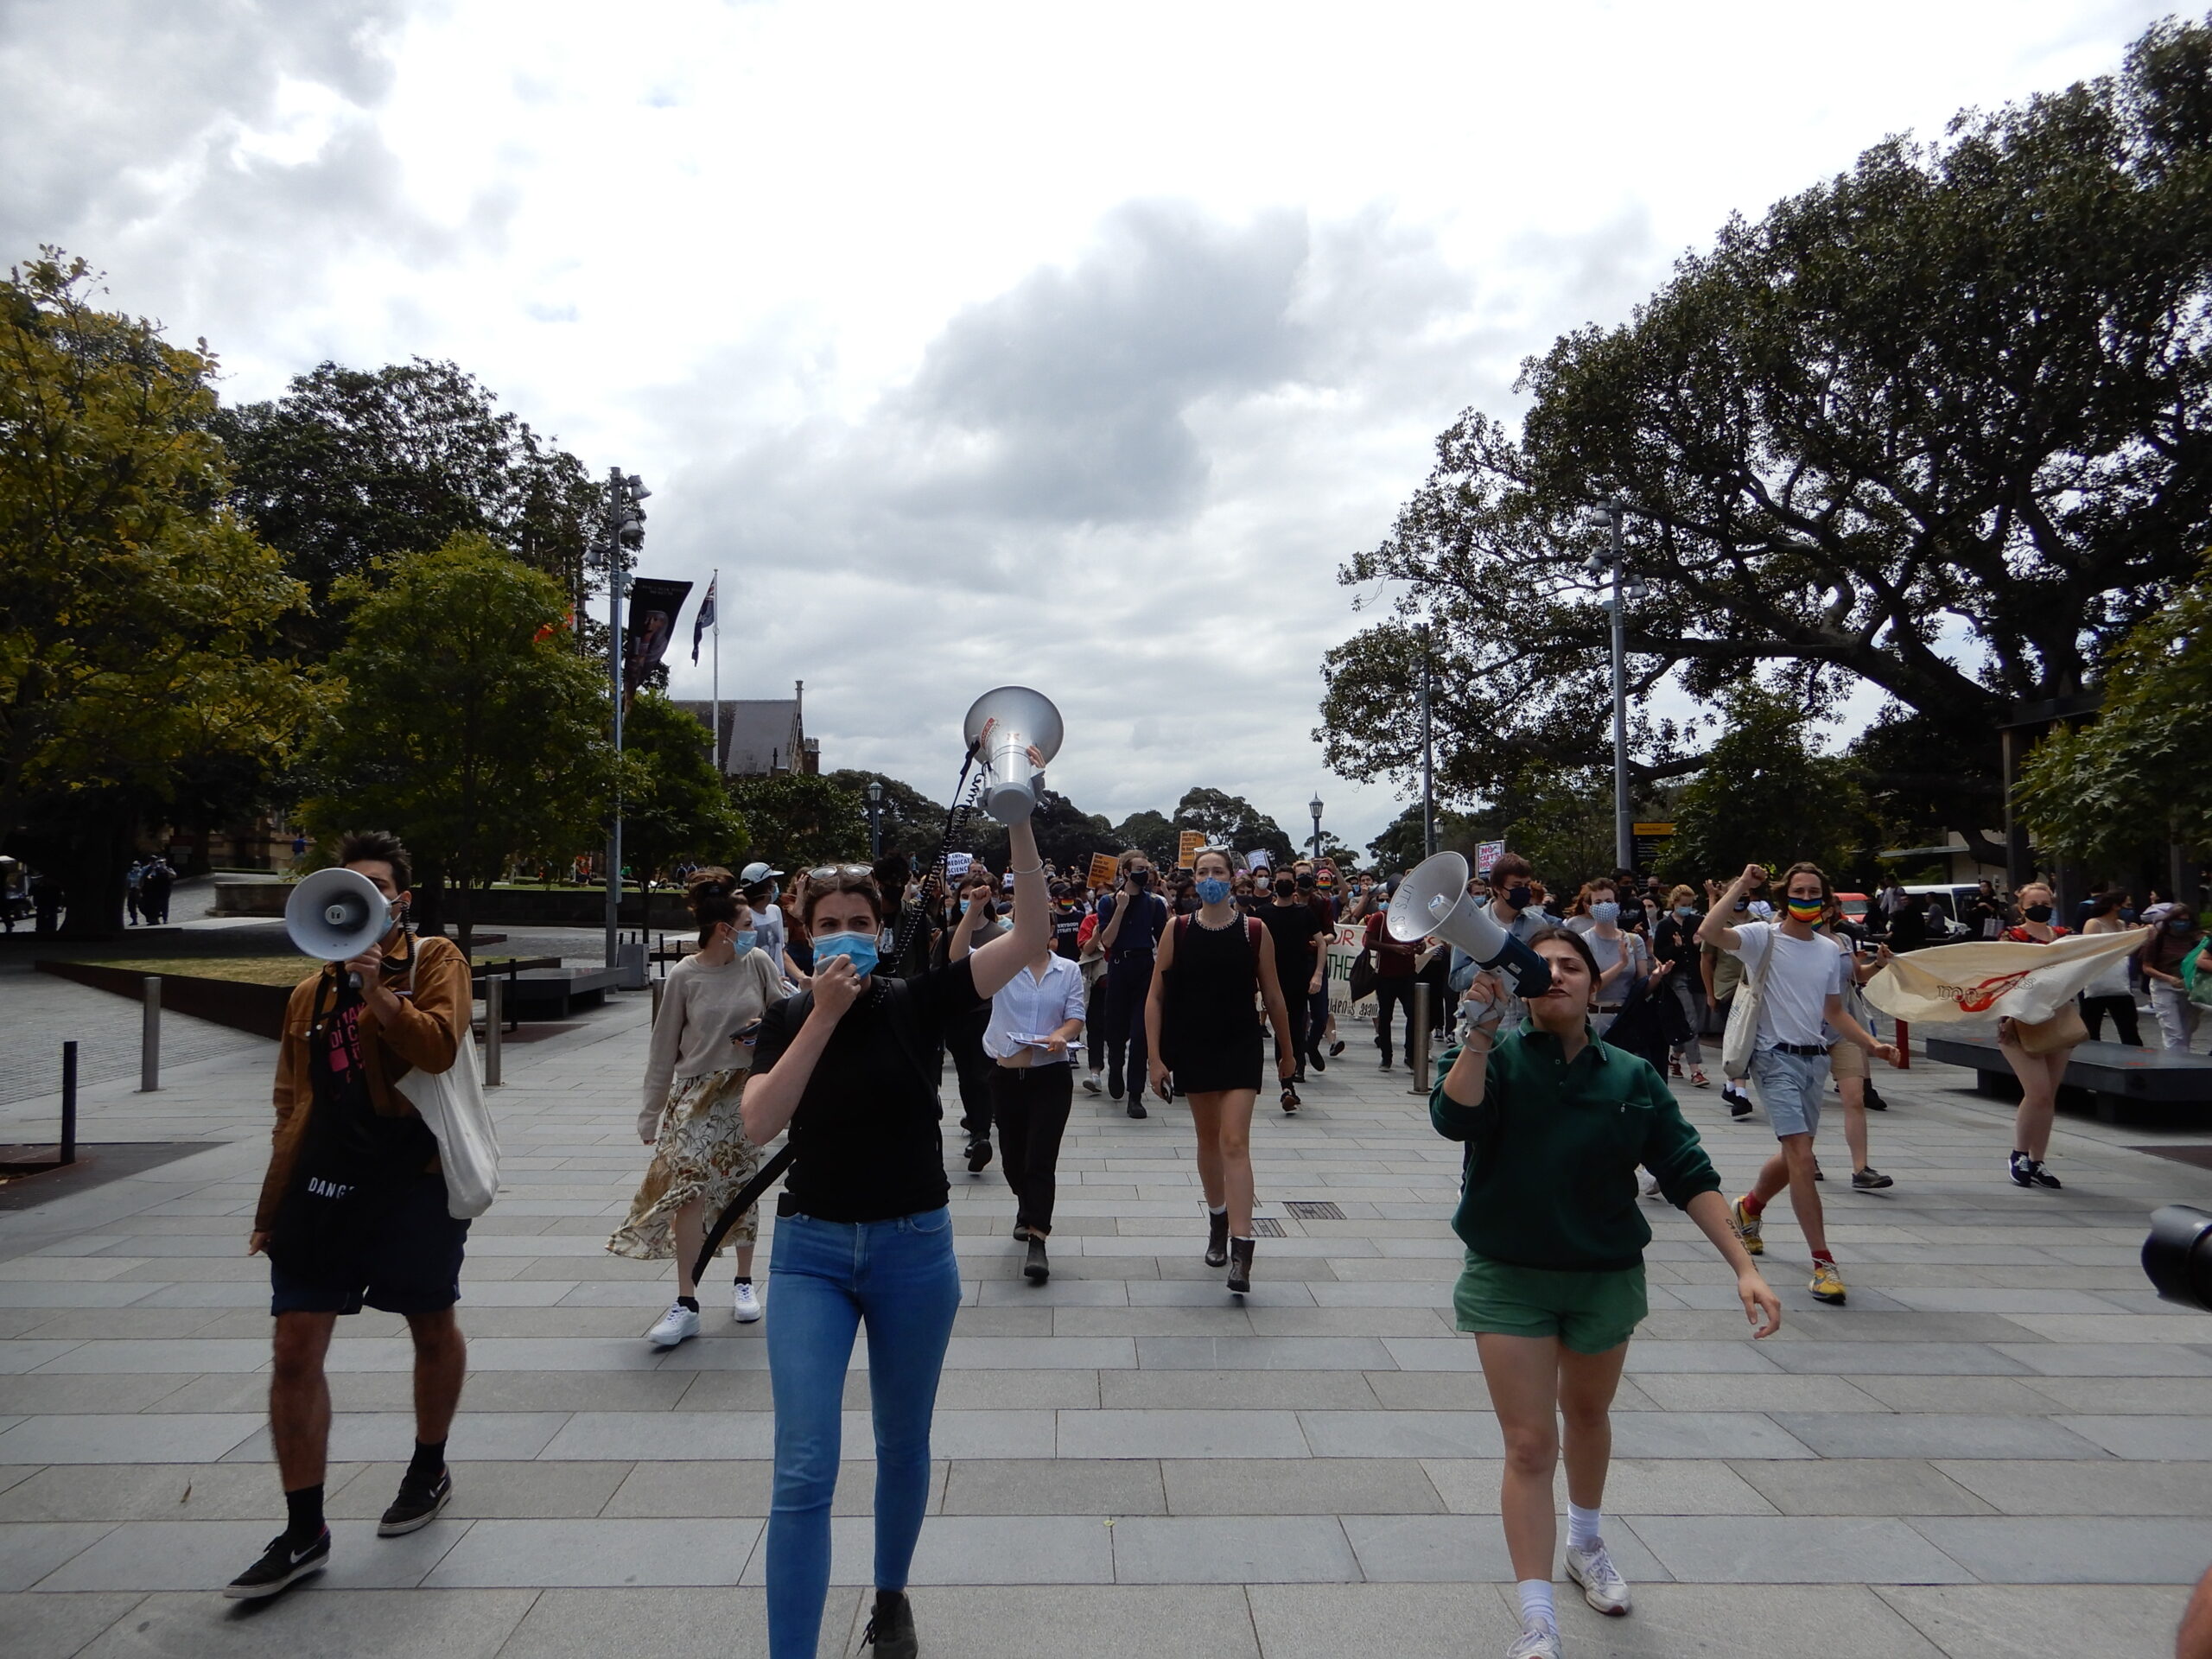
1,940,2209,1656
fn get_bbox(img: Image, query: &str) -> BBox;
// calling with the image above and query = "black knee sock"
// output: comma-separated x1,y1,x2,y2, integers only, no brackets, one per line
284,1483,324,1542
676,1294,700,1311
406,1438,447,1485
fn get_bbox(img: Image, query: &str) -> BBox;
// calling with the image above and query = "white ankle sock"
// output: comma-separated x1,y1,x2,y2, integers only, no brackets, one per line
1516,1578,1555,1630
1209,1204,1227,1216
1567,1502,1602,1551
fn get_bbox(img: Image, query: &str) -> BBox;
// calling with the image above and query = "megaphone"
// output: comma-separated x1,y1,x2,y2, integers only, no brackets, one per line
1386,851,1553,997
963,686,1064,824
286,867,393,984
2144,1204,2212,1313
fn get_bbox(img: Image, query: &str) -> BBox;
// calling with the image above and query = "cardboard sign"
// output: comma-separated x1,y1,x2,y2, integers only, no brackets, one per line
1325,921,1379,1019
1086,853,1119,890
945,852,974,880
1475,840,1506,874
1245,849,1270,873
1176,830,1207,870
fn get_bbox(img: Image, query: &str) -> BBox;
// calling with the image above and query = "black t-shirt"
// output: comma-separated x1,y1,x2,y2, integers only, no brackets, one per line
1259,900,1327,991
1098,891,1167,957
1052,904,1085,960
307,973,438,1187
751,958,983,1223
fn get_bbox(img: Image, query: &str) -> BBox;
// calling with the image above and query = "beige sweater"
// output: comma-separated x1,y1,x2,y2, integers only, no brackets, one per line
641,948,785,1135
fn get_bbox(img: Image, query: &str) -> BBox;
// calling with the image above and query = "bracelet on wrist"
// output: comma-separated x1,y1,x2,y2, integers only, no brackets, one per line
1011,862,1044,877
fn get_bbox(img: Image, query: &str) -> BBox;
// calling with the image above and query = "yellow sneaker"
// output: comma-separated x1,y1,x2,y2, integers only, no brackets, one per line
1731,1198,1764,1256
1809,1261,1847,1304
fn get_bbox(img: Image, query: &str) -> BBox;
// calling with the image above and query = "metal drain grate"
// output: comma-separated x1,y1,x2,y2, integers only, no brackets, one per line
1251,1217,1287,1237
1283,1200,1344,1221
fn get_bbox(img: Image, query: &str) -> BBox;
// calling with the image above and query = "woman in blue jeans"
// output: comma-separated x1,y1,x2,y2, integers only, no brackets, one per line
742,804,1052,1659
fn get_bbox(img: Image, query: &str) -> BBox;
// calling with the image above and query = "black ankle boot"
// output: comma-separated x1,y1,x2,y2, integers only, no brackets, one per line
1227,1236,1255,1294
1205,1210,1230,1268
864,1588,918,1656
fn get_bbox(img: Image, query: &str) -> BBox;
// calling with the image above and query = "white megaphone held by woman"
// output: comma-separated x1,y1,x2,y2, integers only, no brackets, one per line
1387,851,1554,997
285,866,393,988
962,686,1064,823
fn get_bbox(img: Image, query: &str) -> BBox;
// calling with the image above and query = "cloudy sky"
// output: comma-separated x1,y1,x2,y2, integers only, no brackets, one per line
0,0,2174,851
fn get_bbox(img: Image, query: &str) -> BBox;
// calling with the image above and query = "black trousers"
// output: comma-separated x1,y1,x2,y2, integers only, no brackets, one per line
990,1064,1075,1232
1102,952,1153,1096
949,1022,995,1138
1084,970,1105,1071
2082,993,2141,1046
1372,976,1418,1059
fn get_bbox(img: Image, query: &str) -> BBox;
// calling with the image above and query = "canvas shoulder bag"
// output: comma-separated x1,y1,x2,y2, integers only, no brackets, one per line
1719,927,1772,1083
391,946,501,1219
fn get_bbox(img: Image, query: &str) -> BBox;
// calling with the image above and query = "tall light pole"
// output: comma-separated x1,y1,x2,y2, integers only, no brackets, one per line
1419,623,1436,861
1309,793,1324,863
604,469,649,968
1590,499,1646,875
865,779,885,861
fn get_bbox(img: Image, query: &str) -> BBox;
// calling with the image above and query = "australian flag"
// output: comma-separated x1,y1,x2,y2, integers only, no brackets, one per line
691,575,715,664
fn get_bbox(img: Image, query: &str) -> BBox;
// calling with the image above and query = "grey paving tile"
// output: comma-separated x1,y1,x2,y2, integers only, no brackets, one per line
1352,1511,1671,1585
1993,1341,2212,1376
1936,1458,2212,1516
740,1515,1112,1586
224,1412,570,1464
1246,1582,1523,1659
1101,1368,1376,1409
1298,1409,1502,1459
2053,1414,2212,1459
942,1458,1165,1516
0,1462,365,1523
38,1517,463,1591
0,1414,257,1464
24,1339,262,1375
1770,1412,2113,1460
1110,1514,1357,1582
1762,1341,2031,1376
1551,1582,1951,1656
537,1409,770,1460
1626,1514,1974,1584
1727,1459,1993,1516
1877,1583,2190,1658
1842,1375,2060,1414
330,1459,631,1520
1910,1516,2212,1585
1609,1411,1816,1460
0,1522,111,1590
0,1374,194,1415
423,1516,759,1586
1621,1341,1787,1374
1629,1372,1884,1413
488,1586,861,1659
0,1591,145,1659
1135,1336,1394,1370
941,1336,1135,1370
73,1587,537,1658
899,1585,1261,1659
0,1282,156,1308
1421,1456,1778,1517
1360,1370,1494,1410
1162,1456,1440,1516
1058,1408,1309,1459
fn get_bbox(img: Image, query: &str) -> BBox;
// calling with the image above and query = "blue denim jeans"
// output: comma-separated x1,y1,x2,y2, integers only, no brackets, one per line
765,1205,963,1659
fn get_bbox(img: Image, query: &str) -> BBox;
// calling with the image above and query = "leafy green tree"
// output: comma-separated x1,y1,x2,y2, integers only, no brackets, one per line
302,536,616,952
2018,550,2212,866
1321,18,2212,833
621,690,748,889
1109,810,1179,868
1171,787,1295,865
216,358,605,653
727,772,867,869
1499,771,1620,894
825,769,949,861
0,252,312,933
1365,802,1507,873
1658,689,1876,888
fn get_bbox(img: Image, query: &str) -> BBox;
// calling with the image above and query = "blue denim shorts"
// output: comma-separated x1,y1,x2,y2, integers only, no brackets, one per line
1751,1047,1827,1140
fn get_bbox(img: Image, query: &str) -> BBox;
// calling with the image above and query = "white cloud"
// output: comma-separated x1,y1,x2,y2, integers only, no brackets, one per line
0,0,2177,851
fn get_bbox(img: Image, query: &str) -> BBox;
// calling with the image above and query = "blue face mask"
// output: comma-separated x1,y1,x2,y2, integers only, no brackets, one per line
2171,918,2196,936
732,929,757,955
1195,877,1231,906
1674,905,1695,918
1591,901,1620,925
813,931,880,976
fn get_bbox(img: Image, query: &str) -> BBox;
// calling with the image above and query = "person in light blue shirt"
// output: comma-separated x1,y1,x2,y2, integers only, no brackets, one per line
960,909,1086,1283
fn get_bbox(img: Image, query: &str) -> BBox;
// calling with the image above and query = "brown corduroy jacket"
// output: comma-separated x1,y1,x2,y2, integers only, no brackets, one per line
253,933,473,1232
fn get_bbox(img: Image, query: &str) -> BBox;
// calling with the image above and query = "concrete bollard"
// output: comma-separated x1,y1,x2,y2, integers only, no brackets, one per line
140,976,160,1093
60,1040,78,1165
484,975,504,1088
1408,985,1433,1094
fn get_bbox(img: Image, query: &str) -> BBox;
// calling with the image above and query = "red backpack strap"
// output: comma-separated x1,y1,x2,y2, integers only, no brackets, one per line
1247,917,1263,963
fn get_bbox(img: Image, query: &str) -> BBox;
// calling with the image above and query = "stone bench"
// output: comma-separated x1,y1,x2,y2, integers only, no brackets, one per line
1924,1033,2212,1124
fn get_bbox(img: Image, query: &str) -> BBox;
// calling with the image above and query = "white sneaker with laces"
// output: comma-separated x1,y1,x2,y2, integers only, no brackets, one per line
1506,1624,1561,1659
1565,1540,1632,1615
732,1281,763,1323
646,1301,700,1348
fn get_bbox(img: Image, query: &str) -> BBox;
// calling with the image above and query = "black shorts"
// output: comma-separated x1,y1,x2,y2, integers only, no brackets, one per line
269,1173,470,1318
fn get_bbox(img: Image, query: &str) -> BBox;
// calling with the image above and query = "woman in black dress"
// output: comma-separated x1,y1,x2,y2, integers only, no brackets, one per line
1144,848,1298,1292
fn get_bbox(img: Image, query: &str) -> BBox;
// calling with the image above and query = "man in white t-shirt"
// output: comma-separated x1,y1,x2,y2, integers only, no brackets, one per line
1700,861,1901,1306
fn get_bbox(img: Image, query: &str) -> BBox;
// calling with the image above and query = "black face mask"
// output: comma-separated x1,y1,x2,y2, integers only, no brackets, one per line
2024,904,2054,923
1504,885,1532,910
1274,879,1295,898
1128,870,1150,891
1296,874,1316,891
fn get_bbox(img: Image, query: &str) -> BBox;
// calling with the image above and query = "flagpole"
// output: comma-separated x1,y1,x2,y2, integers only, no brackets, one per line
710,569,721,775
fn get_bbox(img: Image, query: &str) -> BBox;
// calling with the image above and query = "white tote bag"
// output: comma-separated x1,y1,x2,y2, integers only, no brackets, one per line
1719,930,1770,1083
396,1027,501,1218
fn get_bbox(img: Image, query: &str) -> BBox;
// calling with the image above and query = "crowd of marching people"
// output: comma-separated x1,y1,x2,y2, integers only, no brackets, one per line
233,812,2208,1658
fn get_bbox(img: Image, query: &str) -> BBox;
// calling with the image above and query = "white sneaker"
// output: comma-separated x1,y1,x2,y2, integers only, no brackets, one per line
1506,1624,1561,1659
732,1281,762,1323
1638,1169,1662,1198
646,1301,700,1348
1565,1540,1632,1615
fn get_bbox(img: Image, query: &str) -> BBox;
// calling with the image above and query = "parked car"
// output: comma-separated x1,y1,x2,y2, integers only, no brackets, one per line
1904,884,1982,942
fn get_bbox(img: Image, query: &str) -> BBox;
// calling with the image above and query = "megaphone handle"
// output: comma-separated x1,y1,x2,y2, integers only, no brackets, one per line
1489,936,1554,999
346,970,362,991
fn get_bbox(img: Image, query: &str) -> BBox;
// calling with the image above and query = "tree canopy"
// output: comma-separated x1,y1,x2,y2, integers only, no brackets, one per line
727,772,868,870
1365,801,1506,873
1320,17,2212,841
0,252,311,931
621,690,749,888
2018,548,2212,867
302,536,615,951
1170,787,1295,865
1656,688,1876,887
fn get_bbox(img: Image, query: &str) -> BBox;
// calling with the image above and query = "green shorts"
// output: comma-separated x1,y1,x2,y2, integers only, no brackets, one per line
1453,1249,1647,1355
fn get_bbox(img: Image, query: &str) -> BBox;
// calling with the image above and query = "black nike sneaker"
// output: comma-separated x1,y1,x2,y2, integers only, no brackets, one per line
225,1527,331,1599
378,1467,453,1536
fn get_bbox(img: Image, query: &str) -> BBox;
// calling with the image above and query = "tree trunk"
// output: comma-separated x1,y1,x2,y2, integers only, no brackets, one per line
453,877,474,959
54,805,135,940
414,864,448,938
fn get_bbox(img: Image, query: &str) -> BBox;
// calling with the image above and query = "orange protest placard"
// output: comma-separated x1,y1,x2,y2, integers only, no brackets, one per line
1086,853,1119,890
1176,831,1206,870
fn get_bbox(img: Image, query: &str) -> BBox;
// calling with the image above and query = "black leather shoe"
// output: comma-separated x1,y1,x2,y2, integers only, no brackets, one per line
1024,1236,1050,1284
1205,1210,1230,1267
862,1588,918,1656
966,1135,993,1173
1227,1236,1255,1295
1127,1095,1148,1120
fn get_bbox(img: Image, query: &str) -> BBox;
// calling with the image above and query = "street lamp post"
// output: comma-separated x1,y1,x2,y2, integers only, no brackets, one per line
865,779,884,861
1590,499,1645,875
604,470,649,969
1309,793,1324,864
1419,624,1436,861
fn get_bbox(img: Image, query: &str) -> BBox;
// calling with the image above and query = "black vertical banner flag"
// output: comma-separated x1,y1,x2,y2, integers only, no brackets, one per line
623,577,693,704
691,575,716,665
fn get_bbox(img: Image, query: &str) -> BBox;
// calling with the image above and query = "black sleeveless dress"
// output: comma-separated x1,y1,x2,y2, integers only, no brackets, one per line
1161,912,1265,1092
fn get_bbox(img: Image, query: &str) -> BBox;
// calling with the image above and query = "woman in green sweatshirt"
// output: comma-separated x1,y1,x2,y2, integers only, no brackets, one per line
1433,926,1779,1659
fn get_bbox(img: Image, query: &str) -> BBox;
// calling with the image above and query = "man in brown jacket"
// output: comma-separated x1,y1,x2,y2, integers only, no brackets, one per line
226,830,476,1600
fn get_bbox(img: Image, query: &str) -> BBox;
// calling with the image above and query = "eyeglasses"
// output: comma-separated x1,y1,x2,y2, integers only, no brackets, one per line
808,864,875,881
